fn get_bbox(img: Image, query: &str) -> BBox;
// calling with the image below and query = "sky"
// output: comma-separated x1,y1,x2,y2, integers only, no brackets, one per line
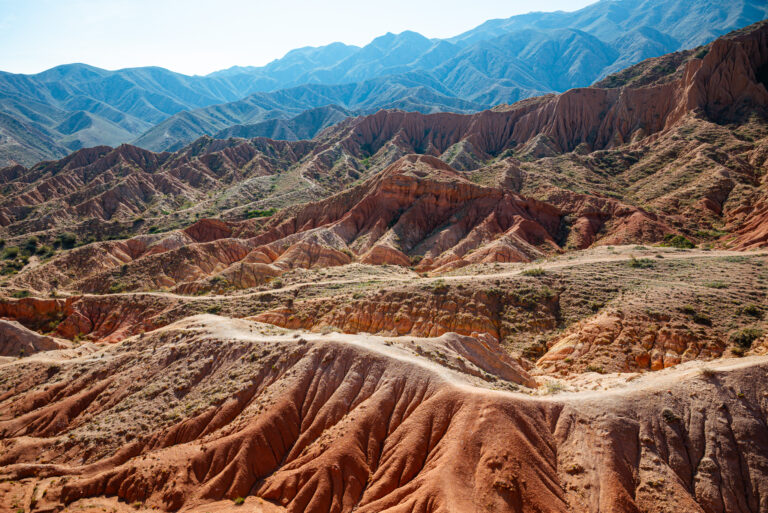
0,0,596,76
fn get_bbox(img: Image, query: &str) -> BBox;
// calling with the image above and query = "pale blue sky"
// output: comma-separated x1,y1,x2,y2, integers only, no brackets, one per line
0,0,595,76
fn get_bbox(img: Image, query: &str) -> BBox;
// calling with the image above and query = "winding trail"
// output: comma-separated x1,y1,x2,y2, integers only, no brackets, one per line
69,247,768,302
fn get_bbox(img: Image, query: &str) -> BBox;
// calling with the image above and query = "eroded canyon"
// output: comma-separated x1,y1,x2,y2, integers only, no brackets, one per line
1,20,768,513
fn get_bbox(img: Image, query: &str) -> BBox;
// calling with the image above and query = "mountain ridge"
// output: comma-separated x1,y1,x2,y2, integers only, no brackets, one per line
1,0,766,165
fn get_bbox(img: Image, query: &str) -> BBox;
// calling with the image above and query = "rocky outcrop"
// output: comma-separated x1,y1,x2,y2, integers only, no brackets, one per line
0,319,70,356
0,294,183,343
253,278,561,343
537,310,724,372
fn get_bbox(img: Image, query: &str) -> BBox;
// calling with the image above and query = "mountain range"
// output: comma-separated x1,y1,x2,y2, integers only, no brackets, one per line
1,14,768,513
1,0,766,166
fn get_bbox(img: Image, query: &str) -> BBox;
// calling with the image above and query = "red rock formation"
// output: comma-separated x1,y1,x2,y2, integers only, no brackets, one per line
0,319,70,356
537,310,724,372
1,317,766,513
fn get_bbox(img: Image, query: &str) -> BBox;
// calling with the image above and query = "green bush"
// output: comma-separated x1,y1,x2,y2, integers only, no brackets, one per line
661,234,695,249
58,232,77,249
628,256,654,268
692,312,712,326
585,364,605,374
24,236,39,252
432,279,449,294
244,208,277,219
3,246,19,259
37,245,54,257
731,328,763,349
662,408,680,423
522,267,545,276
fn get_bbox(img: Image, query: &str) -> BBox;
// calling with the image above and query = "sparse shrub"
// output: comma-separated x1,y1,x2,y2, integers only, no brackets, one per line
233,496,246,506
432,279,449,294
662,408,680,424
522,267,546,277
661,234,694,249
544,381,565,395
487,286,504,297
646,478,665,489
692,312,712,326
11,289,30,298
271,279,284,289
628,256,654,268
589,301,604,312
3,246,19,259
565,463,585,475
244,208,277,219
705,281,728,289
742,304,762,318
24,236,39,253
206,305,222,314
57,232,77,249
731,327,763,349
696,229,727,239
700,367,716,378
585,364,605,374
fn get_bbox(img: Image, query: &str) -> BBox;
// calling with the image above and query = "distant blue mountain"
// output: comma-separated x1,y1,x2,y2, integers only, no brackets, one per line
1,0,766,164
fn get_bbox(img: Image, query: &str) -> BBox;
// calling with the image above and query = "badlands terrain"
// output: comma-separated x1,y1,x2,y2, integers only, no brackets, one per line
1,19,768,513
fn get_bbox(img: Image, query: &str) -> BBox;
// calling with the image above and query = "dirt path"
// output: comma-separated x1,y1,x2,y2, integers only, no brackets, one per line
134,315,768,402
75,247,767,302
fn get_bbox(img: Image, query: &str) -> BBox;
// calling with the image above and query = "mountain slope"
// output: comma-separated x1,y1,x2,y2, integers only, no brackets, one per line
212,105,354,141
131,0,768,152
1,0,766,164
133,75,488,151
1,21,767,295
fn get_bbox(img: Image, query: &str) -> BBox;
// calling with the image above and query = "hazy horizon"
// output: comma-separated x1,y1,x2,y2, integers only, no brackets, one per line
1,0,595,76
